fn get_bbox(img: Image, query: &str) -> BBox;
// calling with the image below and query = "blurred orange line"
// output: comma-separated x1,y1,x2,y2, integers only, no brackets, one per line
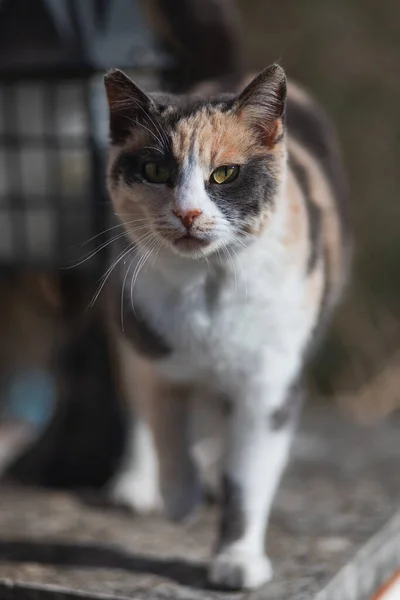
371,569,400,600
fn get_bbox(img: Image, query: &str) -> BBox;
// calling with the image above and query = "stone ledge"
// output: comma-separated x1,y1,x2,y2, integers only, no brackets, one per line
0,406,399,599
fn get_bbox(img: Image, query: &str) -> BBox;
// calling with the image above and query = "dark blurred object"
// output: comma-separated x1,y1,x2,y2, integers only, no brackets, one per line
145,0,242,92
1,0,243,490
0,0,164,74
0,268,60,373
0,0,158,486
0,0,164,269
7,278,125,488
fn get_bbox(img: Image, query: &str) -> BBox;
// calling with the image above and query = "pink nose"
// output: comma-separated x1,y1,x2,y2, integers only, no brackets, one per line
173,208,202,229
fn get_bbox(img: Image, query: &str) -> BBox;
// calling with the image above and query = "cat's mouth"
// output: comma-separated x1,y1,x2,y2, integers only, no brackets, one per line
173,233,212,252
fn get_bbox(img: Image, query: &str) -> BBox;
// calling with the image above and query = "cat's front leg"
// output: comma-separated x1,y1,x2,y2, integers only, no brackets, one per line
149,380,203,522
209,381,301,590
109,340,161,514
110,415,162,514
109,340,201,520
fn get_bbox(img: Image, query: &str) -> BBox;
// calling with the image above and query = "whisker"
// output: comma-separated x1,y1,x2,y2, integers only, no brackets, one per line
143,146,164,155
151,240,163,267
120,252,137,331
63,230,131,269
221,243,238,293
79,222,124,247
200,250,211,272
141,238,159,276
89,231,155,309
234,227,254,240
133,118,164,147
110,98,164,148
231,237,248,250
65,224,152,269
125,96,169,149
114,214,152,220
79,218,151,247
146,241,160,276
230,243,248,303
130,236,159,317
89,243,134,309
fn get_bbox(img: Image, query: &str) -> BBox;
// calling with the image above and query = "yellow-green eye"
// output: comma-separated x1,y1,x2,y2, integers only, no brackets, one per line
210,165,239,184
143,162,170,184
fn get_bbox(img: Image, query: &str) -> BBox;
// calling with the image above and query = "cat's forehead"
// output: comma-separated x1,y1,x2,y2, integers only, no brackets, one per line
154,100,264,166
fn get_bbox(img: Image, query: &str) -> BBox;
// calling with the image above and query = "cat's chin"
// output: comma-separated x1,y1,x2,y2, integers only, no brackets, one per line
172,234,214,257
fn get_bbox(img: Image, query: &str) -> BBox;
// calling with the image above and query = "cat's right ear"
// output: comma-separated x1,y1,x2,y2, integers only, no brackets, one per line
104,69,156,144
234,64,287,147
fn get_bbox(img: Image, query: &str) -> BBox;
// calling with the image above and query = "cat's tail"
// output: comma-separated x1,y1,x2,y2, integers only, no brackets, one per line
146,0,242,92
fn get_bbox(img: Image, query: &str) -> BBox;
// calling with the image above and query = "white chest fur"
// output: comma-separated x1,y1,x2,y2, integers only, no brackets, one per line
128,234,317,403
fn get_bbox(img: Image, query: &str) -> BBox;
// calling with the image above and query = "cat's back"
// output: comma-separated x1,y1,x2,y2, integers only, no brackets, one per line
285,80,351,320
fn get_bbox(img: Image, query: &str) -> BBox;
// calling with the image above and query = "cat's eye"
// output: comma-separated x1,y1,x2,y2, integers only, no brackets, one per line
143,162,170,184
210,165,239,184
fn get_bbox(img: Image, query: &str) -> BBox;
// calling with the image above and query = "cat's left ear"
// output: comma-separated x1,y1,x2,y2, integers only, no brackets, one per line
235,64,287,146
104,69,156,143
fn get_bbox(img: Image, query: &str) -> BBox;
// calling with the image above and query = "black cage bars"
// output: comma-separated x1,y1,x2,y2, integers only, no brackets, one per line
0,0,166,271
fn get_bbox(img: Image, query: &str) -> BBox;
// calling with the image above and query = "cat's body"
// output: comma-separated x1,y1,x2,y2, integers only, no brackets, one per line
104,66,349,590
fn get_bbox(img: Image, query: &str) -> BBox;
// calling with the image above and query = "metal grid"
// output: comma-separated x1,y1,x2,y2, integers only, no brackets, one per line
0,0,165,271
0,76,108,268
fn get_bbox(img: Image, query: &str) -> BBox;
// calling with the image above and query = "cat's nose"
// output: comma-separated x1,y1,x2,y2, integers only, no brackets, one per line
173,208,202,229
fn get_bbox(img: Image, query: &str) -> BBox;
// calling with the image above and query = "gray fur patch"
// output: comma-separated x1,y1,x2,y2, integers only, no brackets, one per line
120,301,172,359
289,153,322,274
286,95,349,240
217,475,245,551
108,249,172,359
270,380,303,431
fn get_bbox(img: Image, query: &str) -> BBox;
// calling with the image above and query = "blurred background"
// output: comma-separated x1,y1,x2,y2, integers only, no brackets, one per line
0,0,399,490
237,0,400,423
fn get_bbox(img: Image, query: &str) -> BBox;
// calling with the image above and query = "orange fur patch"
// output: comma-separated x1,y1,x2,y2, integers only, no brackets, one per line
282,170,308,267
171,108,272,172
288,136,345,303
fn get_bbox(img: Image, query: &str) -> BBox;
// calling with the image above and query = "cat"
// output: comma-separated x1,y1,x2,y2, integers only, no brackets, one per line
104,64,350,590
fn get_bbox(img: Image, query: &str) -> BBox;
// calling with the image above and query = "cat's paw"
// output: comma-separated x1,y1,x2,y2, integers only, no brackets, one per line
162,476,203,523
109,472,162,515
208,550,272,590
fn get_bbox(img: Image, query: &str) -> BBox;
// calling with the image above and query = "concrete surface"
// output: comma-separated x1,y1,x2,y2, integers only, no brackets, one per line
0,406,399,599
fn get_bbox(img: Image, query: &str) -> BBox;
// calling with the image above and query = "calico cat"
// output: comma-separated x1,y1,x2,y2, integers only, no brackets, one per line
104,64,349,590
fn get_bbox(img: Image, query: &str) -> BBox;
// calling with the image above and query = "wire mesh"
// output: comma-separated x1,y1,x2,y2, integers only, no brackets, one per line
0,0,165,272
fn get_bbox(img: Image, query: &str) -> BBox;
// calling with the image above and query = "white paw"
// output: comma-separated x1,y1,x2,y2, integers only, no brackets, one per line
208,550,272,590
109,472,162,515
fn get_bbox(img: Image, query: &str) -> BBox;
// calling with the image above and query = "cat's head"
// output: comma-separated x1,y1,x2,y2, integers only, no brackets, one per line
105,65,287,259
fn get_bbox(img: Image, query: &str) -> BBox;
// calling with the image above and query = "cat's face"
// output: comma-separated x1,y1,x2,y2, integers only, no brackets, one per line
105,65,287,259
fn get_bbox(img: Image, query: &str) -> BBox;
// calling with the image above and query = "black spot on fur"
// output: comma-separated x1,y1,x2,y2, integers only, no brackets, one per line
209,155,277,222
286,96,349,236
111,153,144,187
217,475,245,551
205,265,225,313
108,118,132,145
110,147,179,190
270,379,303,431
307,245,332,354
108,249,172,359
289,153,323,273
120,301,172,359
